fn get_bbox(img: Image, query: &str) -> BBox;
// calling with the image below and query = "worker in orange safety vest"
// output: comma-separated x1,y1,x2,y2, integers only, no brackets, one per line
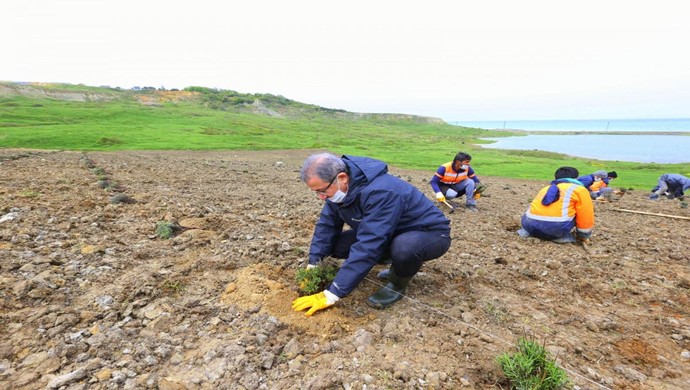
517,166,594,244
430,152,482,212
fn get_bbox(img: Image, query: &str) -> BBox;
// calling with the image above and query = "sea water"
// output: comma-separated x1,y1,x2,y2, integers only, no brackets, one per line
479,134,690,163
450,118,690,163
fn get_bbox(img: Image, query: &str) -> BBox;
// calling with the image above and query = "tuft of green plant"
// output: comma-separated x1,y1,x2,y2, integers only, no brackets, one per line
109,193,135,204
81,155,96,169
496,337,570,390
475,183,488,195
161,278,186,296
19,190,41,198
295,263,338,295
104,181,121,191
484,300,510,324
155,220,183,239
98,137,123,146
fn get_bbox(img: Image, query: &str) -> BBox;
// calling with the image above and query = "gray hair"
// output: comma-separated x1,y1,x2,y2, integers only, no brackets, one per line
300,153,346,182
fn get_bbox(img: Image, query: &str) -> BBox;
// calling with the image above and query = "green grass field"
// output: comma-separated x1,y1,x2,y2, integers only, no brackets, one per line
1,81,688,190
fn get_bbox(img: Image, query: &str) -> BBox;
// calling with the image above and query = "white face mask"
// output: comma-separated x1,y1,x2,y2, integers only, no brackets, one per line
460,164,469,170
328,180,347,203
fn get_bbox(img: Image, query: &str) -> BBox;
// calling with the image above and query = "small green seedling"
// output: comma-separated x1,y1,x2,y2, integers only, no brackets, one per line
155,221,183,239
109,194,135,204
295,263,338,295
496,337,570,390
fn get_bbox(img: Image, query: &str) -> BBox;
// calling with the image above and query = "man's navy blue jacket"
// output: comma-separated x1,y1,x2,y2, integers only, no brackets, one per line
308,155,450,298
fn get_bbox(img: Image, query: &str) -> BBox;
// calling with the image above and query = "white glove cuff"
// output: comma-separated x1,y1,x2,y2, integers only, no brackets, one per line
306,264,317,269
323,289,340,304
435,191,444,198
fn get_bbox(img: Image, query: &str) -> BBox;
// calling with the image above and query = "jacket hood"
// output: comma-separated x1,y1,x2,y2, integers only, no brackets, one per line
592,170,608,179
341,155,388,196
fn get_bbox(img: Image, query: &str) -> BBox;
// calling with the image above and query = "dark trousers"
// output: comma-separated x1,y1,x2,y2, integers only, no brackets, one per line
331,229,451,278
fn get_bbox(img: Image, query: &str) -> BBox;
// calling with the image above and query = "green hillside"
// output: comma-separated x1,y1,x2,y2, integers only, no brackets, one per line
1,81,688,189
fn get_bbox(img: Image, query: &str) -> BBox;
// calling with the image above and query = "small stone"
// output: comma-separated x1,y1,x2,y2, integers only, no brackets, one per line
95,368,112,382
46,367,86,389
224,282,237,293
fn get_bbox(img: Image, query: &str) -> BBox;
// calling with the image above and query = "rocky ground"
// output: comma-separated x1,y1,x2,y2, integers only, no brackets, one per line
0,149,688,390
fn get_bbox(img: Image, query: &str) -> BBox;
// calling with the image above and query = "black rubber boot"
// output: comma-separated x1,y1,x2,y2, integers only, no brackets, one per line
367,269,413,309
377,268,390,280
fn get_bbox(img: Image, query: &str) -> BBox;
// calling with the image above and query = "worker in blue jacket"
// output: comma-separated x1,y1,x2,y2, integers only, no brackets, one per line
649,173,690,199
292,153,452,316
577,170,617,199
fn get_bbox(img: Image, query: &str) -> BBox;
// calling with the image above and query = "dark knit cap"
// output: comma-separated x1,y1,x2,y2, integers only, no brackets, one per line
554,166,579,180
608,171,618,178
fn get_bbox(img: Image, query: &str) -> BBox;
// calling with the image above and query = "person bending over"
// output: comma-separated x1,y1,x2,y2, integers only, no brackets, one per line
649,173,690,200
518,166,594,244
577,170,617,200
292,153,452,316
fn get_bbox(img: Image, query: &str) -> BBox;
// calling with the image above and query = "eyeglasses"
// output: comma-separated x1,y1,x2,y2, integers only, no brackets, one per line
314,174,339,195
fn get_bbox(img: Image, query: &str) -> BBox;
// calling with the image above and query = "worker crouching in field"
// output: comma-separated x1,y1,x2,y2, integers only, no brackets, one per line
517,166,594,244
649,173,690,200
292,153,451,316
577,170,617,200
430,151,482,212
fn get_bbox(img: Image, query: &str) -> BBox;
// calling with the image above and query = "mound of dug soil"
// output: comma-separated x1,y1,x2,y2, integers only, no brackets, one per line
1,149,688,389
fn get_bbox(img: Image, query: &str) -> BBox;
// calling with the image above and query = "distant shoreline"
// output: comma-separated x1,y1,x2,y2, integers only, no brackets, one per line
452,118,690,134
494,129,690,136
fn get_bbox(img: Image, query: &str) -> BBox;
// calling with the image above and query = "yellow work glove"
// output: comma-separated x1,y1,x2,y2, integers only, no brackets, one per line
473,184,487,199
435,192,446,203
292,291,338,317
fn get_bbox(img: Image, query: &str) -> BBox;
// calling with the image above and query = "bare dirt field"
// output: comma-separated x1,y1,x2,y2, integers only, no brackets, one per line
1,149,689,389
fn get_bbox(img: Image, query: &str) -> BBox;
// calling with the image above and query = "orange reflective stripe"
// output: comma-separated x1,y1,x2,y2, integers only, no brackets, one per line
439,162,469,184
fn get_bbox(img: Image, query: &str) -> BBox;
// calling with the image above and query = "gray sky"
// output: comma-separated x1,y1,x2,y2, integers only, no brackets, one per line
3,0,689,121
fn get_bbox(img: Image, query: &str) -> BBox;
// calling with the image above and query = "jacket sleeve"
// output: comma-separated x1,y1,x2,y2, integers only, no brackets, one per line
573,187,595,237
308,203,344,265
579,175,594,189
327,189,403,297
468,167,480,183
429,166,446,193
